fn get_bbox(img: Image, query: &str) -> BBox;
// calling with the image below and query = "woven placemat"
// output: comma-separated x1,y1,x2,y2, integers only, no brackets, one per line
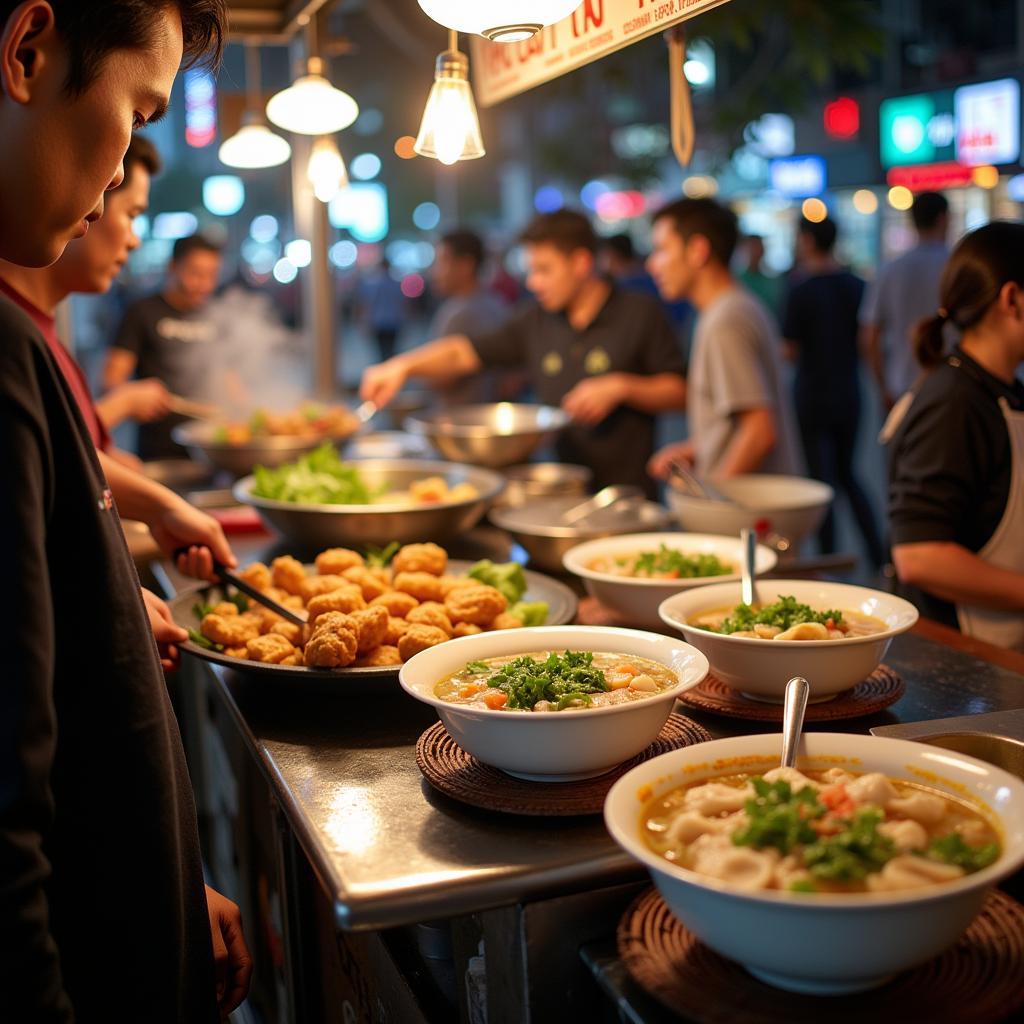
618,886,1024,1024
677,664,905,722
416,713,711,817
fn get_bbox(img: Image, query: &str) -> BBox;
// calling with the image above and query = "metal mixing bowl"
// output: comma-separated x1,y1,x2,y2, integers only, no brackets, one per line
172,420,358,478
404,403,570,468
496,463,592,508
233,458,506,548
489,495,675,573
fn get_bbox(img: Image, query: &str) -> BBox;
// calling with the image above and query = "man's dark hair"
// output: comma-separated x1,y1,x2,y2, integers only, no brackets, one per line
440,229,485,271
911,191,949,232
520,209,597,255
114,134,162,192
651,198,738,267
603,233,635,261
798,216,838,254
0,1,226,95
171,233,221,263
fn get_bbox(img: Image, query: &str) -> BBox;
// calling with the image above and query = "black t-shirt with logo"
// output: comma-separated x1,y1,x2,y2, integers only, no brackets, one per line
113,293,216,459
0,298,218,1022
469,286,687,492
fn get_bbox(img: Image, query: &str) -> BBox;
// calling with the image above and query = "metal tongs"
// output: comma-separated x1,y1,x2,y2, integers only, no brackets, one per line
665,459,729,502
560,485,645,526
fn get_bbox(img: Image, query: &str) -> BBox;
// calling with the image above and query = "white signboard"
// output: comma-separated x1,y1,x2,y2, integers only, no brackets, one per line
470,0,734,107
955,78,1021,166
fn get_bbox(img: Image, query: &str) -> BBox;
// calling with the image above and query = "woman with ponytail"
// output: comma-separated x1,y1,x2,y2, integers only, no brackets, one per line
888,221,1024,648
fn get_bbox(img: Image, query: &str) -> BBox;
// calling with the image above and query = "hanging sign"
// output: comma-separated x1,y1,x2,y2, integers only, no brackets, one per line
470,0,734,107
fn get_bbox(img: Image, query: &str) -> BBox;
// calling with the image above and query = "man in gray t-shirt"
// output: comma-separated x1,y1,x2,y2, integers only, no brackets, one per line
860,191,949,409
645,198,801,480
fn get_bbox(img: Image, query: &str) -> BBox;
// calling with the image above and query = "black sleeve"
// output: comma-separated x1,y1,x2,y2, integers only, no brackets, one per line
467,306,532,370
111,301,146,357
0,309,74,1021
888,386,997,545
637,300,687,377
781,283,804,343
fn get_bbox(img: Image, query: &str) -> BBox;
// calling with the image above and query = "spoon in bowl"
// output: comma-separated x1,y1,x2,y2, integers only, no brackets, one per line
740,527,758,607
780,675,811,769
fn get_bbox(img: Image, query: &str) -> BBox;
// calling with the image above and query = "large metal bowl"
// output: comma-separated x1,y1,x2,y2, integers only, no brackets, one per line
172,420,358,478
489,494,675,573
404,403,569,468
495,462,592,508
233,458,506,547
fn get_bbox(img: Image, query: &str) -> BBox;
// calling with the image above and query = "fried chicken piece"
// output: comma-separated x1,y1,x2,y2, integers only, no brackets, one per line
271,555,307,596
347,605,389,654
355,645,402,667
342,565,391,601
307,586,367,624
398,624,450,661
280,653,302,667
384,617,410,646
303,613,359,668
239,562,271,591
439,575,477,596
444,584,507,627
269,620,303,645
370,591,419,618
201,612,260,648
314,547,365,576
223,646,248,658
212,601,239,617
452,622,483,637
246,633,297,664
392,543,447,577
300,573,351,603
393,571,445,603
490,612,524,631
407,601,454,635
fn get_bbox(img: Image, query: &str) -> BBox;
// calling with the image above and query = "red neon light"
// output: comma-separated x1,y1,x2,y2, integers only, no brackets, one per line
886,162,974,192
824,97,860,140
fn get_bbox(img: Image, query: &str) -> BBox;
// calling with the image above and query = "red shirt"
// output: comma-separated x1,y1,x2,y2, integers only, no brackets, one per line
0,278,113,452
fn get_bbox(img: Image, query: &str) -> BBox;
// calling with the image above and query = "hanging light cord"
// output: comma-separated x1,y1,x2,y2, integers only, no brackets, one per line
667,27,694,169
244,40,261,111
448,27,458,56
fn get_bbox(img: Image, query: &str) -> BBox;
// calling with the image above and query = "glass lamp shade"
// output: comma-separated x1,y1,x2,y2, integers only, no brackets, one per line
218,121,292,169
266,68,359,136
307,138,349,203
414,52,485,164
417,0,583,41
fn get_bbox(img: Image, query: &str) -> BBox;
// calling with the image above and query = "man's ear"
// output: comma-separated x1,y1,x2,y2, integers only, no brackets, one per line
1000,281,1024,322
0,2,57,105
688,233,713,269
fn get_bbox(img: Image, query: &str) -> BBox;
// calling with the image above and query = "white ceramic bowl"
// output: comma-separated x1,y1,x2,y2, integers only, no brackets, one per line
658,579,919,701
562,533,778,630
667,474,834,546
605,732,1024,994
399,626,709,782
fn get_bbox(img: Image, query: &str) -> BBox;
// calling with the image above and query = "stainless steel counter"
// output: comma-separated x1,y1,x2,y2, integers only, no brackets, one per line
203,626,1024,933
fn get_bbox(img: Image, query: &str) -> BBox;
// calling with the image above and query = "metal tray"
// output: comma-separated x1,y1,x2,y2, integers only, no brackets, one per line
171,559,578,687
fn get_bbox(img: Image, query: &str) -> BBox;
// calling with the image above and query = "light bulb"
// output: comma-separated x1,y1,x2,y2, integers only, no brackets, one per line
267,60,359,136
307,137,348,203
414,50,485,164
417,0,583,41
218,121,292,169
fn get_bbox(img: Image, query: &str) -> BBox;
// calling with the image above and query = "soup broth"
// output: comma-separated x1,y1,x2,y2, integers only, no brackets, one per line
642,767,1001,894
434,650,677,712
588,545,734,580
690,595,886,641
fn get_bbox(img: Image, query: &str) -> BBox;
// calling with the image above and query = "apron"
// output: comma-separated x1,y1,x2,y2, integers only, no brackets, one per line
955,392,1024,649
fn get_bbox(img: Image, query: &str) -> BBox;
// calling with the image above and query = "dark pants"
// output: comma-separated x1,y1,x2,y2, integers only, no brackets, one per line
797,406,886,566
374,327,399,362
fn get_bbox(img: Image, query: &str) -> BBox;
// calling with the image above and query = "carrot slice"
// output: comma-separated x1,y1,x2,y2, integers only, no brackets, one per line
483,691,508,710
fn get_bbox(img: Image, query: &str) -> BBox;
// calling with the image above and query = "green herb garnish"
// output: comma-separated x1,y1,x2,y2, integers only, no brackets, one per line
925,833,999,873
630,545,732,579
192,601,215,621
802,808,896,882
366,541,401,568
789,879,817,893
481,650,609,711
467,559,528,604
702,595,843,635
229,593,249,613
465,661,490,674
732,778,825,854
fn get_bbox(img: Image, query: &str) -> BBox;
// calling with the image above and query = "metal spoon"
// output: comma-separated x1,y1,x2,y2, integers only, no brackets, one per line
665,459,729,502
354,400,378,426
561,484,645,525
740,527,758,607
780,676,811,769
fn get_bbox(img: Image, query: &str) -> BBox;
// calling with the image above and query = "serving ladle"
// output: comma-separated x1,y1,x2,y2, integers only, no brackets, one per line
740,526,758,607
560,484,645,526
780,675,811,769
